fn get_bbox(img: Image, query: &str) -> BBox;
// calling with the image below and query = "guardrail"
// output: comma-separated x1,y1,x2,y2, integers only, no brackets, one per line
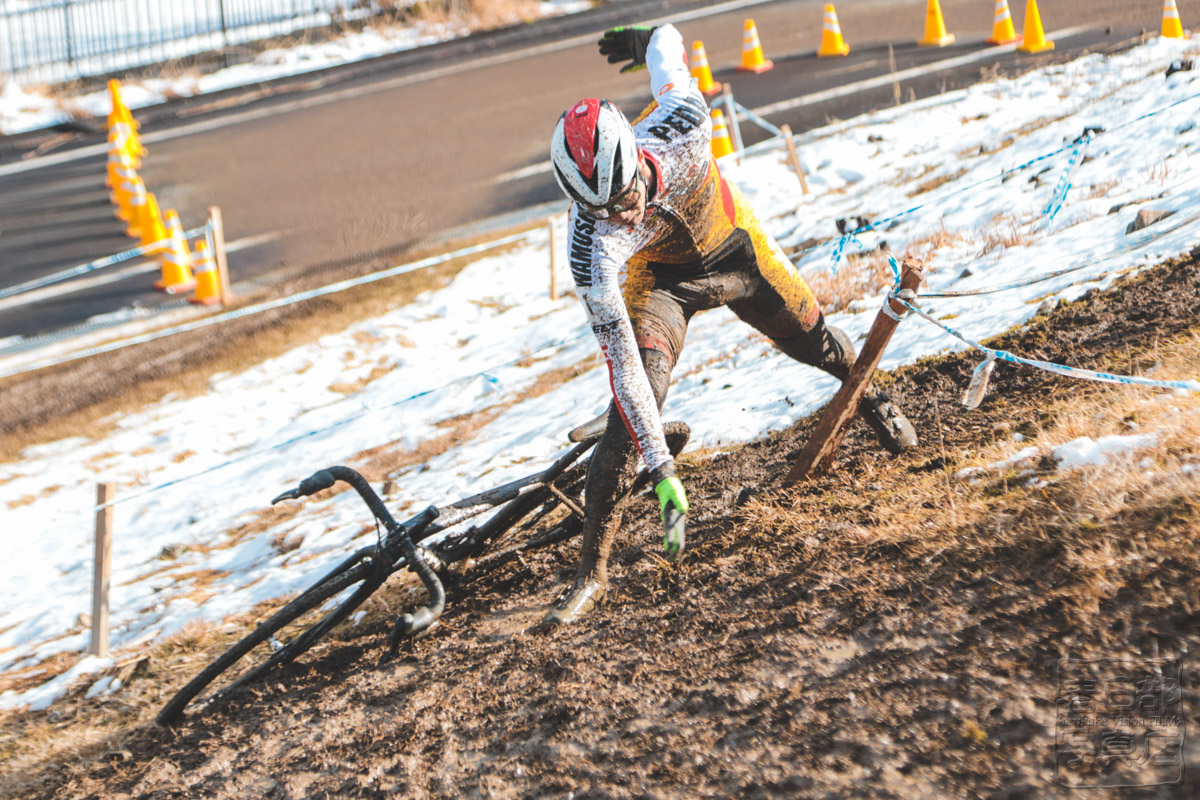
0,0,365,85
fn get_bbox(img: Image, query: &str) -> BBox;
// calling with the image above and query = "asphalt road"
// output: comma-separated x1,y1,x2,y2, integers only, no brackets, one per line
0,0,1176,343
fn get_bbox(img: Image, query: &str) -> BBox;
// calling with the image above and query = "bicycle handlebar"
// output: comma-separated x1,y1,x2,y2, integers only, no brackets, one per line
273,466,446,638
271,469,337,504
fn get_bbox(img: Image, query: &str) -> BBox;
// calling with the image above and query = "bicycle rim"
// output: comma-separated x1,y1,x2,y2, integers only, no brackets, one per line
156,556,380,726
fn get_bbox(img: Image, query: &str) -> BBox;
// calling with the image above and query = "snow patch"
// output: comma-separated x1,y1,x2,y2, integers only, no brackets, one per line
1053,433,1160,470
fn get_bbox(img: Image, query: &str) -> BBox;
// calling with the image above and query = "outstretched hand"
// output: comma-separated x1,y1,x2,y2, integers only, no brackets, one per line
598,26,657,73
655,476,689,561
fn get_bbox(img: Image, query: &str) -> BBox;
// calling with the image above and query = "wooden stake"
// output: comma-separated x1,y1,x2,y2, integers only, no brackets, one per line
208,205,233,306
721,85,745,161
784,257,925,485
90,483,114,657
889,43,901,106
779,124,809,196
548,217,559,301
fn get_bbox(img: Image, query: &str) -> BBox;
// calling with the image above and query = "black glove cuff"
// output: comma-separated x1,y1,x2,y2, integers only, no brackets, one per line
650,461,676,485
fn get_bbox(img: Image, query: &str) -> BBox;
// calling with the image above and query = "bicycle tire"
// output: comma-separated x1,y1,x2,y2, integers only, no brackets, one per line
157,555,377,726
205,569,388,703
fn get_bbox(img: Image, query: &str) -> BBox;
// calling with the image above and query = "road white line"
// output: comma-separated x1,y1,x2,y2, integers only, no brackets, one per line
496,25,1097,183
0,0,780,179
0,232,277,311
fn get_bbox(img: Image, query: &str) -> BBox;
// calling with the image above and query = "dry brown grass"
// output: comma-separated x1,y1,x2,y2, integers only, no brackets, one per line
1147,160,1173,186
328,364,393,395
1084,179,1120,200
961,331,1200,478
405,0,541,30
4,482,63,509
727,335,1200,638
908,167,967,198
975,212,1036,256
0,599,298,799
806,251,897,313
270,529,306,555
806,225,955,313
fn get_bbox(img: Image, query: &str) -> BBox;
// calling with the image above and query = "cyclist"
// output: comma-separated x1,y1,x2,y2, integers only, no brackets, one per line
544,23,916,625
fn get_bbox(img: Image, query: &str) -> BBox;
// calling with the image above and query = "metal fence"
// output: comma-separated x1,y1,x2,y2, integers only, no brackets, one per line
0,0,370,86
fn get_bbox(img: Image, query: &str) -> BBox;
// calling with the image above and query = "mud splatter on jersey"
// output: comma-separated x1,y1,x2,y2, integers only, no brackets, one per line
566,24,814,474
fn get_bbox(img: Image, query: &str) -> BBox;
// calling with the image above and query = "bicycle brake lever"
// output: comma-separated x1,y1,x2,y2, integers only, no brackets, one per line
271,469,337,504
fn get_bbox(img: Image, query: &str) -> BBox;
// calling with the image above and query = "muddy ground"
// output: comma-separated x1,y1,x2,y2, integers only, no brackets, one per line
15,248,1200,799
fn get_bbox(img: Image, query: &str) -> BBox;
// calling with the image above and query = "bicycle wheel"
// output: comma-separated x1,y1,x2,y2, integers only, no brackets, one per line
157,551,381,726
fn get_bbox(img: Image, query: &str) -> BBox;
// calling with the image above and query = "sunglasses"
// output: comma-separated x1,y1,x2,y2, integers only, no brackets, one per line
581,172,643,219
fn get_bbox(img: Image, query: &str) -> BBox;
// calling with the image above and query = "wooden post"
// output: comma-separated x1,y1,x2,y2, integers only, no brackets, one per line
721,85,745,161
889,43,901,106
548,217,559,301
208,205,233,306
784,257,925,485
779,124,809,196
90,483,114,657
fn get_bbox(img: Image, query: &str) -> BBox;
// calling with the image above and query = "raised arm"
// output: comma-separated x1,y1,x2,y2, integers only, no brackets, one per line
597,23,691,97
644,25,691,98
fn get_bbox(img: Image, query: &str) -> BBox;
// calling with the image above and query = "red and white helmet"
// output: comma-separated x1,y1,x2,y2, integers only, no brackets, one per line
551,98,639,210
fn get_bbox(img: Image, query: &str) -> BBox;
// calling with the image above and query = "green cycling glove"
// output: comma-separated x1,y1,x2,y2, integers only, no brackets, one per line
597,26,657,73
654,476,689,561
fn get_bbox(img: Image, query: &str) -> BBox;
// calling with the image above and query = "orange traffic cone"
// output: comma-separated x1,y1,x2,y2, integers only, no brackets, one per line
122,177,146,237
818,4,850,57
110,157,138,218
986,0,1022,45
690,41,722,95
188,239,223,306
108,127,141,170
1017,0,1054,53
1163,0,1185,38
155,210,198,294
106,80,146,157
919,0,955,46
105,144,135,189
737,19,774,73
139,193,169,255
105,145,126,188
711,109,734,158
106,80,139,132
108,116,145,160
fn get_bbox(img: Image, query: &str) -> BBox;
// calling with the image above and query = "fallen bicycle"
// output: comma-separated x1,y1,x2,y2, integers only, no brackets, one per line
156,421,690,726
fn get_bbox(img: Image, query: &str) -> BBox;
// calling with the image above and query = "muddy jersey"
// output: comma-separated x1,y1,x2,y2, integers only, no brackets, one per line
568,24,745,474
